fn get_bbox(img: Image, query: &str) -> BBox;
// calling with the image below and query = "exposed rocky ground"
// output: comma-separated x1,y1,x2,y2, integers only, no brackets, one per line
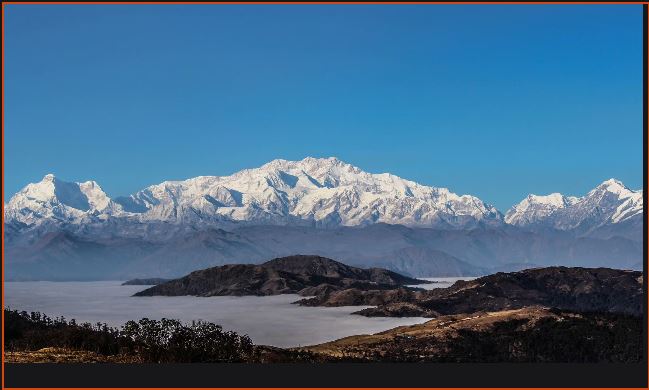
299,306,643,362
292,265,645,362
134,255,429,297
298,266,643,317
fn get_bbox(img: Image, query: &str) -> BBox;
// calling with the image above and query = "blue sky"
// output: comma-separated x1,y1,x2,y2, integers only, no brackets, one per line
4,4,643,210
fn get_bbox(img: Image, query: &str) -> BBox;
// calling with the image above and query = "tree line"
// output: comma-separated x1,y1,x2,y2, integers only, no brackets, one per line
4,309,255,363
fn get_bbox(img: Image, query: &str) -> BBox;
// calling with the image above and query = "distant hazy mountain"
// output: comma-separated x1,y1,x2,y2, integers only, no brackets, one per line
4,158,643,280
5,224,642,281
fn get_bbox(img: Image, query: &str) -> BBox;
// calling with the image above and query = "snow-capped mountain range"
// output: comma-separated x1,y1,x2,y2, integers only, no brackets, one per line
5,157,503,233
4,157,643,280
505,178,643,235
4,157,643,239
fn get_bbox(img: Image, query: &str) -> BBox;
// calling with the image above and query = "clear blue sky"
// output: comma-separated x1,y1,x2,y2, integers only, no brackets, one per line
4,4,643,211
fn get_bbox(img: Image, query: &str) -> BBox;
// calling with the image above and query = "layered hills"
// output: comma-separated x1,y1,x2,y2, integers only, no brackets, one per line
134,256,643,320
4,157,643,280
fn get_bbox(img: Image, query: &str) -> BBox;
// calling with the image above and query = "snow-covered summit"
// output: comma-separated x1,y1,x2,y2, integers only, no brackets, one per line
504,193,579,226
5,161,641,239
4,173,122,228
5,158,503,232
505,179,643,231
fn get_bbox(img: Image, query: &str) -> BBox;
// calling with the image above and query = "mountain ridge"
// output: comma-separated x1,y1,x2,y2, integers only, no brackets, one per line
5,223,642,281
505,178,643,240
5,158,643,281
5,158,642,239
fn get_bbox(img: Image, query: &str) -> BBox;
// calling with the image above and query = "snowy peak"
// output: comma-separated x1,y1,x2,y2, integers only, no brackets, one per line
19,174,58,203
14,173,90,208
114,157,502,228
595,178,628,193
504,193,577,226
587,178,639,204
5,162,641,239
524,193,578,208
256,157,364,189
261,156,350,172
77,180,114,211
5,158,502,231
505,179,643,232
5,174,121,227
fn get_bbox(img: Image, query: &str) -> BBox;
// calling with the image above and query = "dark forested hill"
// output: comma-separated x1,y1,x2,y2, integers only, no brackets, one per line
134,255,428,297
